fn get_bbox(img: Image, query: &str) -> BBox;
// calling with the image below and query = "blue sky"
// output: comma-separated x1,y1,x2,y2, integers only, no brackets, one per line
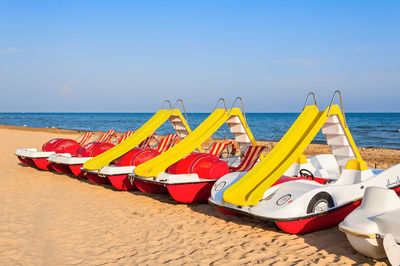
0,0,399,112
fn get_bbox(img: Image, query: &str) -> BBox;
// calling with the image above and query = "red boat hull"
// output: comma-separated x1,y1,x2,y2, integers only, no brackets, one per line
276,186,400,234
276,201,362,234
216,207,242,216
134,179,168,194
50,163,72,174
108,174,138,191
69,164,85,178
32,158,52,170
166,182,215,203
86,172,110,184
17,138,81,169
17,156,35,167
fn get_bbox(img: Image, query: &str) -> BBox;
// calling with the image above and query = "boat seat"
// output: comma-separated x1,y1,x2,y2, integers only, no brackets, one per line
229,145,266,172
332,159,374,185
156,134,179,153
308,154,340,179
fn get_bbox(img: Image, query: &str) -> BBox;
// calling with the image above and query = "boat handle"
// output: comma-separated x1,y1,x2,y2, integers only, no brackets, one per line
172,99,188,123
227,96,247,126
211,128,228,142
269,135,281,149
327,90,347,127
213,98,227,111
161,99,173,110
302,92,317,110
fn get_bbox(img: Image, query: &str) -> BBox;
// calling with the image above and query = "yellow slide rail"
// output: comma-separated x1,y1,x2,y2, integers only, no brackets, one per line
83,106,191,171
223,103,361,206
134,106,257,178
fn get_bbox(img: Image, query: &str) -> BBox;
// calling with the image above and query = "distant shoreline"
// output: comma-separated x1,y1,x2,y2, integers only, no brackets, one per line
0,124,87,135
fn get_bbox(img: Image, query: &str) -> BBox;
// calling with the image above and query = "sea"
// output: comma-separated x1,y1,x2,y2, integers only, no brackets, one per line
1,112,400,149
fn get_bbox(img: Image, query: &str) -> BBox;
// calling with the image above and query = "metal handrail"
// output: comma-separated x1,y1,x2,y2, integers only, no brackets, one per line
213,98,227,111
302,92,317,110
222,129,228,140
161,99,173,110
211,128,228,142
227,97,247,125
172,99,189,123
327,90,347,127
269,135,281,149
266,142,274,151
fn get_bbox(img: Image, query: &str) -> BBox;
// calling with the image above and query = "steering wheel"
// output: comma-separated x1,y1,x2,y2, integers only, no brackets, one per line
299,169,314,180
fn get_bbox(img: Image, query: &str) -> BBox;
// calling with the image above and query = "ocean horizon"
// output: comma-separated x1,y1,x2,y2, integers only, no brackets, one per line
2,112,400,149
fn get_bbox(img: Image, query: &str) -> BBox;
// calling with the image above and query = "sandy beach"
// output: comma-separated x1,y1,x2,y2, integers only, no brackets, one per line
0,125,394,265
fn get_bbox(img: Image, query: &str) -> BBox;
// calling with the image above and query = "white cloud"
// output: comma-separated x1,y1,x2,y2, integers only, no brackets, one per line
0,48,20,54
271,59,323,67
62,85,72,96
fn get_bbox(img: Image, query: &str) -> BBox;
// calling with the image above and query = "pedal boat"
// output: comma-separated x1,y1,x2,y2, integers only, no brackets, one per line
339,186,400,264
48,141,116,177
47,131,134,177
210,158,400,234
15,131,94,170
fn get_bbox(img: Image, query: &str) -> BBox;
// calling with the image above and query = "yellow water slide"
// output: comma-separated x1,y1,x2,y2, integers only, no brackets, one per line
223,104,361,206
134,107,257,178
83,108,191,171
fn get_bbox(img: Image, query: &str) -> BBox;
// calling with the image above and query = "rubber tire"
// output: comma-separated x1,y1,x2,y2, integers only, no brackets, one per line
306,191,334,214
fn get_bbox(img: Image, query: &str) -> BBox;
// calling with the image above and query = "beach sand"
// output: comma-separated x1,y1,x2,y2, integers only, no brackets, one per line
0,125,394,265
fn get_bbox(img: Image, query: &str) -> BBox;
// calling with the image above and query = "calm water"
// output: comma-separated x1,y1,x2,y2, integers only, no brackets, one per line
1,113,400,149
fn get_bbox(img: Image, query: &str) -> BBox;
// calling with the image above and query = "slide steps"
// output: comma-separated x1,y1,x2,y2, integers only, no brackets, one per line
322,115,357,171
170,115,190,138
226,116,252,151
